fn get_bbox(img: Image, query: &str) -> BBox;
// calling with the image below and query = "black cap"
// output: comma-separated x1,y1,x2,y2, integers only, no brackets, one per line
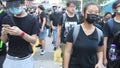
6,0,24,8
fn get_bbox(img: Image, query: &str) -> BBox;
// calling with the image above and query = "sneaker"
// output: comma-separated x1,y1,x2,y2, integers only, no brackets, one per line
36,44,42,49
53,47,57,51
40,50,45,55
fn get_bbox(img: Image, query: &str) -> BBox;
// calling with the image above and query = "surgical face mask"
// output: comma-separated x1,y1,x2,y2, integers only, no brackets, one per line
117,7,120,14
9,7,23,15
86,14,98,24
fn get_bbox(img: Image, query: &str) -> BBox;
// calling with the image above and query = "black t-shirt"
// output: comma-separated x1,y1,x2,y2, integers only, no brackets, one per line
58,14,79,43
38,12,46,27
50,12,62,26
66,26,103,68
0,11,8,56
104,19,120,48
2,14,40,58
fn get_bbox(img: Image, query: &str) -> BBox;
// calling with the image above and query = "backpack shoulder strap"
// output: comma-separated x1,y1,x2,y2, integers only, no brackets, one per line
96,27,103,43
107,18,114,32
62,13,67,27
73,25,80,44
76,14,80,23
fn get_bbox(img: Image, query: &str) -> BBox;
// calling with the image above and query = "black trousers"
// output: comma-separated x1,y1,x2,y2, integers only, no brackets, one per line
107,59,120,68
0,55,6,68
107,48,120,68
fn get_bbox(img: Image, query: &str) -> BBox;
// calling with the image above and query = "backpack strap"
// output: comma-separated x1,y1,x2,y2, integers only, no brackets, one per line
96,27,103,43
62,13,67,27
76,14,80,23
73,25,80,44
107,19,114,35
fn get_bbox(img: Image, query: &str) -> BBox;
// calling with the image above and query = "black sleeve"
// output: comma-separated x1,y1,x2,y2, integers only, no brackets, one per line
41,12,46,19
31,17,40,35
58,15,63,26
66,28,74,43
49,14,53,21
98,33,104,46
104,22,110,37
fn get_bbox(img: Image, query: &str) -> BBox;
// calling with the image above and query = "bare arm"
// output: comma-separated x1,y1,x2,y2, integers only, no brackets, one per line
97,45,104,64
56,25,62,48
22,33,38,45
1,27,8,43
1,34,8,43
50,20,54,29
64,42,72,68
41,17,46,28
103,37,108,66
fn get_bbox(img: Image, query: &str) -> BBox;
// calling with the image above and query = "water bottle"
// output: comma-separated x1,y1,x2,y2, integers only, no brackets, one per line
109,44,117,61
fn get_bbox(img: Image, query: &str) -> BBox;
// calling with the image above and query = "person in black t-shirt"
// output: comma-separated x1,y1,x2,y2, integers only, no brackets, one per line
56,1,80,67
50,5,61,50
104,1,120,68
0,1,7,68
37,5,47,55
1,0,39,68
64,2,104,68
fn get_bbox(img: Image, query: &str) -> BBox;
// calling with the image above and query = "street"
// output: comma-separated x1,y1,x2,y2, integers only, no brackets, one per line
33,34,62,68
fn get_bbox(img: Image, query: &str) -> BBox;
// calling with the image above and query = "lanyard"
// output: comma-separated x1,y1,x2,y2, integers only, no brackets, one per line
0,40,3,48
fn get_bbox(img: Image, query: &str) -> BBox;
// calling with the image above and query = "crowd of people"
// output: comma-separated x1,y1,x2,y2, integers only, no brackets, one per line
0,0,120,68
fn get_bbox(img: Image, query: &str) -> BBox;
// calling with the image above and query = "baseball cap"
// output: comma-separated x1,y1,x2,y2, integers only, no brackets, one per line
6,0,24,8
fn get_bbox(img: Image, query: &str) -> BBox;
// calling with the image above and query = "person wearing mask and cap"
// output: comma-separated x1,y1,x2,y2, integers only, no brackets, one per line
0,1,8,68
1,0,39,68
50,5,61,50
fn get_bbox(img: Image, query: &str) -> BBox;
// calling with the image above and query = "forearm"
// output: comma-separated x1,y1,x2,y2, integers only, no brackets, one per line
56,26,61,47
97,51,103,63
1,34,8,43
64,51,71,68
22,33,37,44
50,21,54,28
103,37,108,60
97,46,104,64
41,18,46,28
42,22,46,28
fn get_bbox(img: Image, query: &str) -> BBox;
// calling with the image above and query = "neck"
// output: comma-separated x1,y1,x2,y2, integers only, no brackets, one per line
14,10,27,17
66,11,74,17
82,22,94,29
115,14,120,20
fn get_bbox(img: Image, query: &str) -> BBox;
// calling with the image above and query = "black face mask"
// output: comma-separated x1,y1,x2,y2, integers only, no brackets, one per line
86,14,98,24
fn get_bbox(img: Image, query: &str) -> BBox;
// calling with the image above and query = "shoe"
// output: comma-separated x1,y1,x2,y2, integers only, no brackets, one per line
36,44,42,49
40,50,45,55
54,47,57,51
52,41,54,44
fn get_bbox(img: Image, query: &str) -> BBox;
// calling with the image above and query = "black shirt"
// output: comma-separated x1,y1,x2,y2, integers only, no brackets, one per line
2,14,39,57
59,14,79,43
66,26,103,68
50,12,61,26
104,19,120,48
38,12,46,27
0,11,8,56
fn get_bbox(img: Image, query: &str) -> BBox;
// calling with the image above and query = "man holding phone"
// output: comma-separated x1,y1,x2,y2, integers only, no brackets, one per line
1,0,39,68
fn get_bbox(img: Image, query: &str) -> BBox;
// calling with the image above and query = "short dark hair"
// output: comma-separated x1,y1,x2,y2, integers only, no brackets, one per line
104,12,112,17
112,0,120,9
0,1,3,5
83,2,100,13
38,5,45,11
66,1,76,7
